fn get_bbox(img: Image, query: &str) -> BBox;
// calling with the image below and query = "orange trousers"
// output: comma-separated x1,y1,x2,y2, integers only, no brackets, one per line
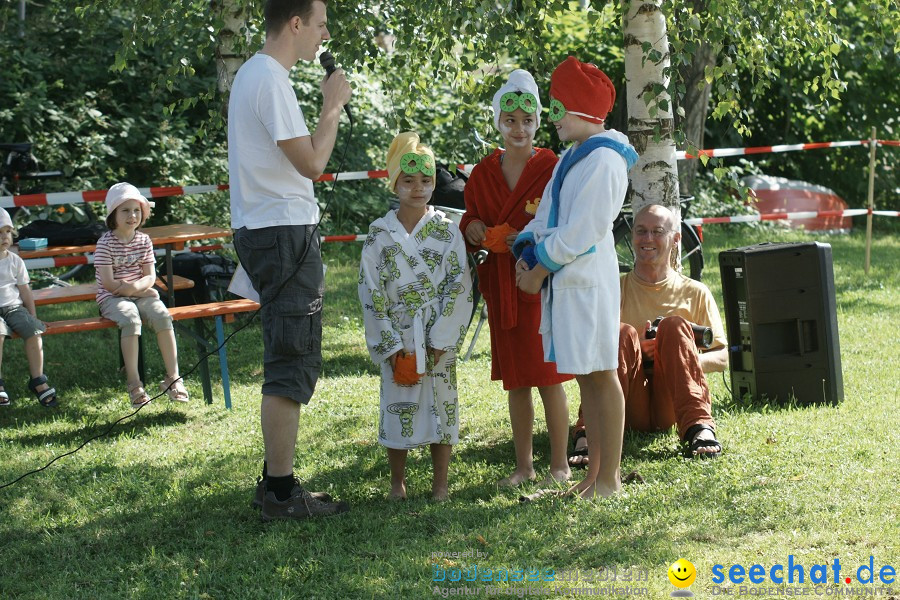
573,316,715,441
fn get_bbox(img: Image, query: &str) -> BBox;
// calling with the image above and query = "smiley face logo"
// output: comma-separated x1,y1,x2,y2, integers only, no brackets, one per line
668,558,697,588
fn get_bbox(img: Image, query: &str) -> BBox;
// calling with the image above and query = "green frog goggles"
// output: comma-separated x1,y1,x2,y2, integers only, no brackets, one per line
548,98,566,122
548,97,604,123
499,91,539,114
399,152,436,176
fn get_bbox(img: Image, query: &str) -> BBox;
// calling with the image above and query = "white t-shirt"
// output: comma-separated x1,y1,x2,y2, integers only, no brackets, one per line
0,251,30,308
228,53,318,230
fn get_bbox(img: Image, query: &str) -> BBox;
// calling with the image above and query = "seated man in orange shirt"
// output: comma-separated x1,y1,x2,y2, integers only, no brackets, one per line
569,203,728,465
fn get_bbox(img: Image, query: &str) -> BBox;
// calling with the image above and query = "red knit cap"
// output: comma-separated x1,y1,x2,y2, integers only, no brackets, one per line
549,56,615,124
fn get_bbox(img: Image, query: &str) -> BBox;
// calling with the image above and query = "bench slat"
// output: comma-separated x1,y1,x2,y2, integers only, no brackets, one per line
32,299,260,336
33,276,195,306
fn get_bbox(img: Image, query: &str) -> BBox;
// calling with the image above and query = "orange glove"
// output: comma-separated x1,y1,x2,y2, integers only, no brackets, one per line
482,223,517,253
392,351,423,385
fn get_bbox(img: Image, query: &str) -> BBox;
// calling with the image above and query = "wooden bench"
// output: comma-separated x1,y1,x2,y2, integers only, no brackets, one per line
35,298,260,409
33,276,195,306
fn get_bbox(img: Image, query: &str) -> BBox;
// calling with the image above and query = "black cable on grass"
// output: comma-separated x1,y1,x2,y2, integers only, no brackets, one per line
0,118,354,492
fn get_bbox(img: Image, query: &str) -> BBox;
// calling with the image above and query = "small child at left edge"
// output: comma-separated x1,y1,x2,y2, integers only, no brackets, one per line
0,207,59,407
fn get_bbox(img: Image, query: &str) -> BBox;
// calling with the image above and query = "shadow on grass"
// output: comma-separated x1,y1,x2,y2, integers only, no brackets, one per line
715,391,841,416
322,345,380,378
622,429,683,461
0,418,774,598
2,408,189,448
1,456,612,597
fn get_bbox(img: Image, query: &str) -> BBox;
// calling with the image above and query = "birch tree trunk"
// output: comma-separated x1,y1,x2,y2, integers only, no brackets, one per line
675,0,715,197
676,39,714,196
623,0,680,218
212,0,249,99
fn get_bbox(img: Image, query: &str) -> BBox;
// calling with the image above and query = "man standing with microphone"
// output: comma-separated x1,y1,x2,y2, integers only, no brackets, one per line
228,0,351,520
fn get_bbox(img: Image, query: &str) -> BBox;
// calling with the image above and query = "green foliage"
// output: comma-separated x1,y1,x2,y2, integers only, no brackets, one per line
326,1,625,161
662,0,899,222
0,2,227,227
2,0,897,233
700,2,899,218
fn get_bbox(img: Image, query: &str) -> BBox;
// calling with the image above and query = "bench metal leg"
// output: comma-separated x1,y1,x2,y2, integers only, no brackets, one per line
164,245,174,308
214,316,232,410
193,320,213,405
174,318,233,409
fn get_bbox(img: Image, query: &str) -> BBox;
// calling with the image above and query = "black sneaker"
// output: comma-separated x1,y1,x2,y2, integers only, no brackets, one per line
250,478,333,509
261,483,349,521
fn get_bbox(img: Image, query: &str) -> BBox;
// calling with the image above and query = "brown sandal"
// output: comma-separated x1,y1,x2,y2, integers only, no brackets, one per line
127,382,151,408
160,375,189,403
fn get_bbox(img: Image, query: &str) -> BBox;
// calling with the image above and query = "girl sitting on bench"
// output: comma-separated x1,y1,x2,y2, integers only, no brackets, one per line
95,182,188,407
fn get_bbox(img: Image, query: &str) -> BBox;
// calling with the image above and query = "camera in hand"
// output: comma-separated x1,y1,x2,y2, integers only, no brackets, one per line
646,316,713,349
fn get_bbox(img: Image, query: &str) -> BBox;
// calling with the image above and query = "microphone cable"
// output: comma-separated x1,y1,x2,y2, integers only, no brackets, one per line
0,103,355,493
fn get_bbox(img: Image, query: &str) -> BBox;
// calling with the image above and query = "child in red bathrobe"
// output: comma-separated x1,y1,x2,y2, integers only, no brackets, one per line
460,70,574,487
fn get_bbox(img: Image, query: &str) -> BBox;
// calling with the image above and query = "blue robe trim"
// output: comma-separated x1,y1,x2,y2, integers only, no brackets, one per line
543,136,637,365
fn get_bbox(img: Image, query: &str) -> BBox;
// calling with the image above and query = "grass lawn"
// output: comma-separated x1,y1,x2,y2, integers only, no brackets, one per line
0,226,897,599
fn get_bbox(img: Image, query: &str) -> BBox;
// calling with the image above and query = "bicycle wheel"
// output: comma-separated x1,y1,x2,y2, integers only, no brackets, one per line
467,250,486,327
613,216,636,275
613,217,704,281
679,222,704,281
53,264,87,282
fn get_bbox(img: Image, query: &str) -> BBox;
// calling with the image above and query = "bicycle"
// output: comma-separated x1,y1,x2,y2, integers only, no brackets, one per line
0,141,92,285
613,195,704,281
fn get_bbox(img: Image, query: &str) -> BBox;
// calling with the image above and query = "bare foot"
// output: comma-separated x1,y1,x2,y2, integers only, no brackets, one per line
431,484,449,502
538,468,572,487
388,480,407,501
498,469,537,487
577,480,620,499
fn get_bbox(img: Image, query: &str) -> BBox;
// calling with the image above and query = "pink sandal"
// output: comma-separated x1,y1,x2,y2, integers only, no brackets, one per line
128,382,151,408
160,375,189,403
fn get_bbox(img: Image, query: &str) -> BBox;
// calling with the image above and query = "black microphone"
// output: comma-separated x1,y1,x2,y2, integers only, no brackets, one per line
319,51,352,123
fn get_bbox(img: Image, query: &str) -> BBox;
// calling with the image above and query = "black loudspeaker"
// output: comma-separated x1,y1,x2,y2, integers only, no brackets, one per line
719,241,843,404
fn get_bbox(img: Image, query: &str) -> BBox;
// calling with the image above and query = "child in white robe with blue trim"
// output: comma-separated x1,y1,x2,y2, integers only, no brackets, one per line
513,57,639,499
358,132,473,501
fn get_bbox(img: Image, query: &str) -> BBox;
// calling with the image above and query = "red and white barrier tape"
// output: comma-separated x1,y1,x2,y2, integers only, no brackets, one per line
682,209,899,224
0,168,475,209
320,208,896,243
682,208,869,225
321,234,368,244
21,207,896,268
3,139,896,208
676,139,885,160
1,184,228,210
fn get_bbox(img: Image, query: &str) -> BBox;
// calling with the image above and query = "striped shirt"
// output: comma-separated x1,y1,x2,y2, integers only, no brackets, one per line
95,230,155,303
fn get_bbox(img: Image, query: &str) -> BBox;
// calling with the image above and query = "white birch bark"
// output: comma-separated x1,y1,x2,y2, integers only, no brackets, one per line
212,0,250,96
623,0,680,218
